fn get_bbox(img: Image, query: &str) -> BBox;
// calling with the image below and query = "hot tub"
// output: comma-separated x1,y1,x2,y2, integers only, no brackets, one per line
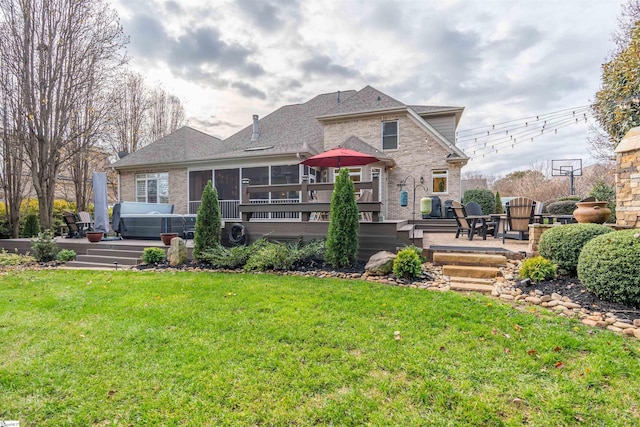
112,202,196,240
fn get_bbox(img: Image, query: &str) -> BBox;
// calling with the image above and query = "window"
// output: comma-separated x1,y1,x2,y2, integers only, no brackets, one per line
432,170,448,194
214,169,240,200
136,173,168,203
382,121,398,150
188,170,212,201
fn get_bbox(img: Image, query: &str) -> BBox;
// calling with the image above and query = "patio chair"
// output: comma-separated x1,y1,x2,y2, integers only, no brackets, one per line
62,211,85,238
77,211,93,231
451,201,493,240
502,197,536,243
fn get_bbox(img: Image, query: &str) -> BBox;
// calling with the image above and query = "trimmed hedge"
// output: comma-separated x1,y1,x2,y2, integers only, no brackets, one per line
546,200,578,216
578,230,640,307
538,223,612,275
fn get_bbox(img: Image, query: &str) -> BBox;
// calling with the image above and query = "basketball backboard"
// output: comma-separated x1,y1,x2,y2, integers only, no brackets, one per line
552,159,582,177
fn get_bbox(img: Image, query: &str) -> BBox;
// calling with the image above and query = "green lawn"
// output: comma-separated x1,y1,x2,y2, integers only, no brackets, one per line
1,270,639,426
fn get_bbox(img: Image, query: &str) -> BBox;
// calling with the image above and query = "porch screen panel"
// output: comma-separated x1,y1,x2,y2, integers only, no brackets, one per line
189,170,212,201
242,167,269,200
271,165,299,200
214,169,240,200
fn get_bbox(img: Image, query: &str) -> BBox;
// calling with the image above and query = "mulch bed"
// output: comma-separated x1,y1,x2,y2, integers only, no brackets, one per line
516,276,640,321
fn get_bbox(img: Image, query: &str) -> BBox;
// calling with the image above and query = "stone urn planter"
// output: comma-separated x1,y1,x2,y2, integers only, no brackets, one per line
86,231,104,243
573,201,611,224
160,232,179,246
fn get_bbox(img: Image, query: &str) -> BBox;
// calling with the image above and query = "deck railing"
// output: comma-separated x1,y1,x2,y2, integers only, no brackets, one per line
239,173,381,222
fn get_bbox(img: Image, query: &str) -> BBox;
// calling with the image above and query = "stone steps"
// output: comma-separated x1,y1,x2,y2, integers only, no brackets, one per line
436,250,506,291
433,252,507,267
442,265,501,279
61,261,129,270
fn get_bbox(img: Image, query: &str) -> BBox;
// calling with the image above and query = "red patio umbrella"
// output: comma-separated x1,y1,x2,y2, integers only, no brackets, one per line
300,147,379,168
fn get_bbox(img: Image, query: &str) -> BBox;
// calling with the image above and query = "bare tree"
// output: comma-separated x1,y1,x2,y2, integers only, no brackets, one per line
0,0,127,229
0,65,28,237
147,86,185,143
107,70,149,156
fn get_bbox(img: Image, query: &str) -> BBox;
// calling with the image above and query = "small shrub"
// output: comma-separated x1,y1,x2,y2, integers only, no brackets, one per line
325,168,359,268
546,200,578,216
0,249,35,266
288,239,326,268
141,247,166,264
57,249,77,262
22,213,40,238
30,229,59,262
462,188,495,215
538,223,612,275
244,241,292,271
199,244,253,269
519,256,557,282
578,230,640,307
393,247,423,279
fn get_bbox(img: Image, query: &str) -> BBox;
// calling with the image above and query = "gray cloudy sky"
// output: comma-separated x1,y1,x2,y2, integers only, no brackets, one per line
113,0,624,177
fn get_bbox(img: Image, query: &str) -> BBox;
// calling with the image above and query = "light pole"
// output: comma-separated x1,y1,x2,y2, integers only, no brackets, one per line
399,175,426,223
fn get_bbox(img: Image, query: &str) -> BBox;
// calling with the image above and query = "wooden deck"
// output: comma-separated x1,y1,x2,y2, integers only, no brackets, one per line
0,218,530,266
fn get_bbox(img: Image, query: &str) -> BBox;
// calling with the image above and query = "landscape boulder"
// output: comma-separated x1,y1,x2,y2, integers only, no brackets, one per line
365,251,396,276
168,237,187,266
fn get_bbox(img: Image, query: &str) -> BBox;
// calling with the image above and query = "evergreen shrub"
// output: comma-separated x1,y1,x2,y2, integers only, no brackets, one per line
578,230,640,307
393,247,423,279
22,214,40,238
141,247,166,264
538,223,612,274
30,230,59,262
194,180,221,260
462,189,495,215
546,200,578,216
325,168,359,268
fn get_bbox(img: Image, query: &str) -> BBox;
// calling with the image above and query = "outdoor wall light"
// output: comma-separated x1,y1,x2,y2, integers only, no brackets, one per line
419,176,424,184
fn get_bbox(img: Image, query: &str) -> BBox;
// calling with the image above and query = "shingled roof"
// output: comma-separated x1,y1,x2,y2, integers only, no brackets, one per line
222,90,357,157
317,86,405,119
110,126,222,169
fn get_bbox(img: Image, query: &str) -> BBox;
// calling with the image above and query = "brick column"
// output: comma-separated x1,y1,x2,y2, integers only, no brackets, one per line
615,127,640,228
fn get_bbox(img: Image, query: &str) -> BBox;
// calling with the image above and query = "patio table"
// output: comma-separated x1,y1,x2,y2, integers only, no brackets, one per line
466,214,496,241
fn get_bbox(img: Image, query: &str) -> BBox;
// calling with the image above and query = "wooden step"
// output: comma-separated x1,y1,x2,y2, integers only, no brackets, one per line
61,261,130,270
76,255,140,266
449,282,495,293
447,276,494,285
442,265,501,279
433,252,507,267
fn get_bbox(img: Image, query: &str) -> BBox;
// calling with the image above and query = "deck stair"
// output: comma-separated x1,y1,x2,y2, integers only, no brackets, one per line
412,219,457,234
433,251,508,293
65,248,151,269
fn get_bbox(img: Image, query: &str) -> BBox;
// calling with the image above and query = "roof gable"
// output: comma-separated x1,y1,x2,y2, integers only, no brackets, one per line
222,90,357,157
318,85,405,119
111,126,222,169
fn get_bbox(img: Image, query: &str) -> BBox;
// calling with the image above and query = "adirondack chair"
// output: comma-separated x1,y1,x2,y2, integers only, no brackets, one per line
502,197,536,243
451,201,493,240
77,211,93,231
62,211,86,238
357,189,373,221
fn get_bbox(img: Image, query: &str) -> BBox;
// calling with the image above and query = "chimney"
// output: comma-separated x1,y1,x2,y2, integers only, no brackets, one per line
251,114,259,141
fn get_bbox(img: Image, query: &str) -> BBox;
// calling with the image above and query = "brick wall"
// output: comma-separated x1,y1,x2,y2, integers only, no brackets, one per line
323,113,463,220
118,167,188,214
615,128,640,228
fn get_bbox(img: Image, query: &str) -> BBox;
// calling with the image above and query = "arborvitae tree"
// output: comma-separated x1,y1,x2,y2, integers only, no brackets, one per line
194,180,221,260
325,168,359,268
495,191,504,215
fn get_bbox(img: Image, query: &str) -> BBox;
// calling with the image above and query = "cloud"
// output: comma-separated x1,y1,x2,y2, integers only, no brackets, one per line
301,54,358,77
164,1,183,15
231,81,267,99
236,0,285,32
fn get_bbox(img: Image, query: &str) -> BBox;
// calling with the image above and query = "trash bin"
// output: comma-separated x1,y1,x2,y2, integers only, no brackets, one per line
444,199,455,219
